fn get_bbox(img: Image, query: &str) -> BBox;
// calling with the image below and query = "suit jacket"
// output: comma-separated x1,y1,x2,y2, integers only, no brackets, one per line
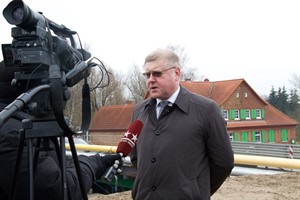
130,86,234,200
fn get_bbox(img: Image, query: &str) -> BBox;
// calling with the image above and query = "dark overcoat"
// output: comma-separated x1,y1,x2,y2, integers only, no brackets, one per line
131,86,234,200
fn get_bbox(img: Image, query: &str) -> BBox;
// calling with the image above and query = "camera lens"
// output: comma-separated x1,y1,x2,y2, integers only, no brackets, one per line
12,7,24,23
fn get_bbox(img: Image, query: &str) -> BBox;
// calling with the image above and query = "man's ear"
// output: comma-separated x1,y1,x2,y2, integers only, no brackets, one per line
175,67,181,81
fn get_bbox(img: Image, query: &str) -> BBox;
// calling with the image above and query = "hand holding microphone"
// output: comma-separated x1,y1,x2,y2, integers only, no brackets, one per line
103,120,143,182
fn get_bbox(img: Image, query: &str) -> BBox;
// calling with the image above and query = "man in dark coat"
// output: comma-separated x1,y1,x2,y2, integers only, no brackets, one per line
0,60,120,200
130,49,234,200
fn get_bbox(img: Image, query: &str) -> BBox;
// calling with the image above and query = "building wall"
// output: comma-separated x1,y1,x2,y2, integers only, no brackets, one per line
228,126,296,144
222,83,265,110
89,132,123,146
221,84,297,144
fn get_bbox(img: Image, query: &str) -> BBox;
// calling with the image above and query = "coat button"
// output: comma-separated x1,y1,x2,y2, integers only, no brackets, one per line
151,186,156,191
155,130,160,136
151,157,156,163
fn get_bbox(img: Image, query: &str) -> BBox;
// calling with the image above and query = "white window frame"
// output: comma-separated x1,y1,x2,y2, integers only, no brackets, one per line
228,132,234,142
222,110,229,120
234,109,240,120
245,109,251,120
255,131,262,143
256,109,262,119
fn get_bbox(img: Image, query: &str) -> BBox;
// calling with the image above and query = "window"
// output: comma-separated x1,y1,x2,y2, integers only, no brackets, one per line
252,131,261,143
245,109,251,119
229,132,238,142
228,132,233,141
222,110,229,120
234,110,240,120
256,109,262,119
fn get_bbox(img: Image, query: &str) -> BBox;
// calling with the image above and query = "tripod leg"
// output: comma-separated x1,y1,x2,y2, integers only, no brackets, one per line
59,136,68,199
33,138,41,174
28,139,34,200
9,129,25,200
67,135,88,200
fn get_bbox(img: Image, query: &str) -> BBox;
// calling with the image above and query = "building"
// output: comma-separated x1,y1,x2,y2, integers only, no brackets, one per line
89,79,298,145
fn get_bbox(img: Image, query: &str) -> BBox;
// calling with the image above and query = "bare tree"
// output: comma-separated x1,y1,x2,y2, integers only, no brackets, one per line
166,44,202,81
94,66,126,106
124,64,147,102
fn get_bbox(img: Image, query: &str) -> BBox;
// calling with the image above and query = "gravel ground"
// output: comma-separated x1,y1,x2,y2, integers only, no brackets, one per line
89,171,300,200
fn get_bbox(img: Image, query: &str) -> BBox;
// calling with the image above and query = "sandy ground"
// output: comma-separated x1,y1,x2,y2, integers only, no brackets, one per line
89,171,300,200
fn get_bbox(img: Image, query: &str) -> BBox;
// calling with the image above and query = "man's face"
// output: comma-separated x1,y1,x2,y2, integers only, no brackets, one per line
143,60,180,100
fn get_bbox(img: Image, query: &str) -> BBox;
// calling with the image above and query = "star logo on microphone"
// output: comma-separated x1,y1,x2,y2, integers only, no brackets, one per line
131,134,138,143
121,131,138,148
124,131,130,138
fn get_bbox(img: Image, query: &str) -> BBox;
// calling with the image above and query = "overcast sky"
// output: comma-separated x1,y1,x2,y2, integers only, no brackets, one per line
0,0,299,96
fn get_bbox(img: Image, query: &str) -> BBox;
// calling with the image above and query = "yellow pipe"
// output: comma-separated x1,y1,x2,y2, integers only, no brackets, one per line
234,154,300,170
65,144,117,153
65,144,300,170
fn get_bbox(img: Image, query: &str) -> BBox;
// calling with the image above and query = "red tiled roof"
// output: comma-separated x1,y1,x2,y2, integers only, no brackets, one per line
180,79,267,105
264,103,298,126
90,79,298,132
89,103,134,132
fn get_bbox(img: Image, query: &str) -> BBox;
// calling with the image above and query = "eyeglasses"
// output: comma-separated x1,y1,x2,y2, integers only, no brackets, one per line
142,67,176,79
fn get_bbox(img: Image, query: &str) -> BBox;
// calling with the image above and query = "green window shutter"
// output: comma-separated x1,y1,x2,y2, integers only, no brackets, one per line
251,109,256,119
229,110,235,120
234,132,238,141
261,109,265,119
251,131,256,142
261,131,266,143
268,130,275,143
241,132,248,142
240,109,246,120
281,129,288,142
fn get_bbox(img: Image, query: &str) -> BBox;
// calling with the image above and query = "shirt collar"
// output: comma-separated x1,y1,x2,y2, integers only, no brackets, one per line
156,86,180,107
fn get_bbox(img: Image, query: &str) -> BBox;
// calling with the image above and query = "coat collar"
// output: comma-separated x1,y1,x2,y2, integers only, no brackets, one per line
173,85,189,114
142,85,189,114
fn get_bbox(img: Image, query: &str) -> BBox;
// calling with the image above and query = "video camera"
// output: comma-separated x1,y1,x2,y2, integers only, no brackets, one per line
1,0,93,118
0,2,99,199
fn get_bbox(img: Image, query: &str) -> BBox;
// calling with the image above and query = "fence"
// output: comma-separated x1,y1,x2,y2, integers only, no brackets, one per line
231,142,300,159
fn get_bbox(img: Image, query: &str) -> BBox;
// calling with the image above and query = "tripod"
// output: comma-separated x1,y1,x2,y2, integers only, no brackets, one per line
8,115,88,200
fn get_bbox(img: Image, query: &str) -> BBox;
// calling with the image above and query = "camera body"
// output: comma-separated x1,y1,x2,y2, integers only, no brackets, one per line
1,0,91,116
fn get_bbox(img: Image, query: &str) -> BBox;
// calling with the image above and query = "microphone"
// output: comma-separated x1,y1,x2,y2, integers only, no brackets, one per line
103,120,143,182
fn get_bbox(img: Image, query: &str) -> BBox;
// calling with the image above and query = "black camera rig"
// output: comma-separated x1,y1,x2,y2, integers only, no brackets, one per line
0,1,100,199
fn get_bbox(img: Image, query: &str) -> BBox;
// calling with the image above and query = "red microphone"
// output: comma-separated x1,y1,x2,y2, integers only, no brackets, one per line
103,120,143,182
116,120,143,157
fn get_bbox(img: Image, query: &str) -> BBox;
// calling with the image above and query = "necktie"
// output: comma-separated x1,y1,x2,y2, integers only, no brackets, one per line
157,101,169,118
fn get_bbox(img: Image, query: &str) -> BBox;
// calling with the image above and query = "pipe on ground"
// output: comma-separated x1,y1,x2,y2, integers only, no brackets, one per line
234,154,300,170
65,144,300,170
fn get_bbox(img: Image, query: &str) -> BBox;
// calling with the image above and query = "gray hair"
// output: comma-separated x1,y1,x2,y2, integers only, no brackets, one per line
144,49,180,68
